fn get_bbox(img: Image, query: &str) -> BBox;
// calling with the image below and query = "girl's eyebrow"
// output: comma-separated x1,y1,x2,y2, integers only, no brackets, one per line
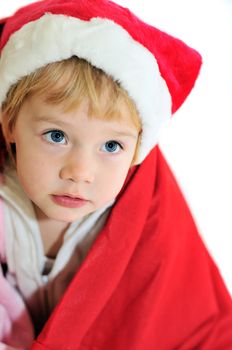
33,114,73,127
109,130,138,139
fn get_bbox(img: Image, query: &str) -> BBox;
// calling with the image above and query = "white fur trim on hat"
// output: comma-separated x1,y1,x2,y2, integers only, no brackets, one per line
0,14,172,163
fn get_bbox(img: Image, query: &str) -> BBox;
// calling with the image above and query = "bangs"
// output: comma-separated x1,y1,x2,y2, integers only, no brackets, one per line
3,57,141,130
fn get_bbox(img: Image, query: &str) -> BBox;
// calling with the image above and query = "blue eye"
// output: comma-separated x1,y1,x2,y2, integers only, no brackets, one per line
43,130,66,144
102,141,122,153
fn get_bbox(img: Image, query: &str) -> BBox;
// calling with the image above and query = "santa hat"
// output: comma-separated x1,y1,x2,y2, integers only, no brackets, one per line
0,0,202,163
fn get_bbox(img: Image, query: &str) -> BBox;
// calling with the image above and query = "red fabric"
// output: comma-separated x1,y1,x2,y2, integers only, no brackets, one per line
28,146,232,350
0,17,7,26
0,0,202,113
0,17,7,42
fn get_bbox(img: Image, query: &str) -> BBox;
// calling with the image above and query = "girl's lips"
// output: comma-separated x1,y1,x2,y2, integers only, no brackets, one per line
51,194,89,208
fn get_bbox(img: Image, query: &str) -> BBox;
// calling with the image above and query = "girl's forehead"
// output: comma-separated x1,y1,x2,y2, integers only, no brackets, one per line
22,93,139,132
31,91,140,128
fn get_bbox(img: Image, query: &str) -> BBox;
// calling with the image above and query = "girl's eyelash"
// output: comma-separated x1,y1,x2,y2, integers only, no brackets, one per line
111,141,123,149
102,140,124,154
42,129,67,144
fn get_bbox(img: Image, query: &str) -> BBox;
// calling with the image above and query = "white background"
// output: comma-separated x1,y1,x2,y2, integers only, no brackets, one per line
0,0,232,293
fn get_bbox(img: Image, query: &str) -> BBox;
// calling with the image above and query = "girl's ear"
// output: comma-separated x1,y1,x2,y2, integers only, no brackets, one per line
6,124,15,142
5,128,15,143
7,132,15,143
0,112,15,143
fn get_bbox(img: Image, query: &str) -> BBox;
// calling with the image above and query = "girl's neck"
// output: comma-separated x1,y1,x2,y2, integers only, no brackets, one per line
33,204,70,259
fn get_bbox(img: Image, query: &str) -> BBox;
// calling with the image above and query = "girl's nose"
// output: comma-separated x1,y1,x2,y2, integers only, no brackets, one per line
59,150,95,184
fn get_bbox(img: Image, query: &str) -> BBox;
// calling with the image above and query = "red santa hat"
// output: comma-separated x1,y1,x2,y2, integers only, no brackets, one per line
0,0,202,163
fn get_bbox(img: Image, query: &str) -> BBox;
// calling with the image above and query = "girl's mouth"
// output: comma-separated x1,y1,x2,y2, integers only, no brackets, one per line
51,194,89,208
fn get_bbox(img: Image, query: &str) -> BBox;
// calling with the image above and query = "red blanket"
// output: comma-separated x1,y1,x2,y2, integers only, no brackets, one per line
30,146,232,349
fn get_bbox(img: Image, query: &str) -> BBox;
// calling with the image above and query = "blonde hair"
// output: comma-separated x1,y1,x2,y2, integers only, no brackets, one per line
1,57,142,164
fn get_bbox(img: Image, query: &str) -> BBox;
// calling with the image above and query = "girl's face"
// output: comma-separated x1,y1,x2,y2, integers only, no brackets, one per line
10,94,139,223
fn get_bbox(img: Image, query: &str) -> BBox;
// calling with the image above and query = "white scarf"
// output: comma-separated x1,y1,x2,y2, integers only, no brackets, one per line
0,166,113,333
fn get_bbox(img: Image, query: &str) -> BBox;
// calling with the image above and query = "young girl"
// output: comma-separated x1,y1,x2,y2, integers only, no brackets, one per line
0,0,232,349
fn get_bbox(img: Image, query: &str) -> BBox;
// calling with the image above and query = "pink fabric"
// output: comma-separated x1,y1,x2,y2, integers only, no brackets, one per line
0,175,5,260
0,197,34,349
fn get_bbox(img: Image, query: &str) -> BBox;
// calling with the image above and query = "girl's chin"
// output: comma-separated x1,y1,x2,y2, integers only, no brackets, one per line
44,208,91,223
33,206,83,223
